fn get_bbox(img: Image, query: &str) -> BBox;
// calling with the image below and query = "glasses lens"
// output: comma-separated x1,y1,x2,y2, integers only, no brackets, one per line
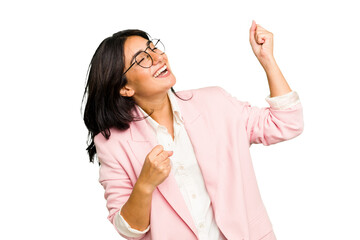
135,52,152,68
149,39,165,55
134,39,165,68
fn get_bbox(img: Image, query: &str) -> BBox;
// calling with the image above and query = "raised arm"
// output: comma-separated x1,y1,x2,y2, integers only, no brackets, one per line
249,20,292,98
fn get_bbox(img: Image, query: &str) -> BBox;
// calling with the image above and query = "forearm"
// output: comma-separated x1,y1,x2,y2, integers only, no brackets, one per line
120,181,154,231
261,57,292,98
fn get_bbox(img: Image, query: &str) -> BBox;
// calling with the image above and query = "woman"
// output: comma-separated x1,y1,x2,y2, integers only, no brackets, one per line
82,20,304,240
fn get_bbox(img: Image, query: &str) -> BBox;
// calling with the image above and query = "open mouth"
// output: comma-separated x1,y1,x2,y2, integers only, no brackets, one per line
153,64,170,78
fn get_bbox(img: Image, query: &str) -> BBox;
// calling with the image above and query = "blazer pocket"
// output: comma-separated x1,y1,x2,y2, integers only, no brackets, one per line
259,230,276,240
248,205,275,240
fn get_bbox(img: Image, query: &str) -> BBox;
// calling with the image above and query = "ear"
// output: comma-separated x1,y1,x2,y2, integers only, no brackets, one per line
120,85,135,97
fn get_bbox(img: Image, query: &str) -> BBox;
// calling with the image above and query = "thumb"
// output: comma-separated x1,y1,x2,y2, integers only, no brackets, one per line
167,151,174,156
249,20,257,45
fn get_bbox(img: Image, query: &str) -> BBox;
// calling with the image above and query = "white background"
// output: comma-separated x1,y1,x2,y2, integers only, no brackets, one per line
1,0,359,239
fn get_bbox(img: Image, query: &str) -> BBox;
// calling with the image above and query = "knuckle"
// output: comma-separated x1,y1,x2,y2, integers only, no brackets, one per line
161,151,168,159
148,154,155,162
151,161,158,168
160,165,168,173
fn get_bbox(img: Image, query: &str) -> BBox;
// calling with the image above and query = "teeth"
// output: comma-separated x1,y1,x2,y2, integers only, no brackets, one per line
154,65,167,78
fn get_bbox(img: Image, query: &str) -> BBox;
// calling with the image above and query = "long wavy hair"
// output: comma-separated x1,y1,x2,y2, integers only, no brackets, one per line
81,29,191,165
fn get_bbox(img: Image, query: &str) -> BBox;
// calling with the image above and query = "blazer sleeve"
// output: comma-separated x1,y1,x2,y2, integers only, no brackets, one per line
217,86,304,146
114,207,150,238
94,134,148,240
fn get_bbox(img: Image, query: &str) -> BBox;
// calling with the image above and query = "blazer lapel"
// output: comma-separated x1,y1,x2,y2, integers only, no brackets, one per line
127,90,219,239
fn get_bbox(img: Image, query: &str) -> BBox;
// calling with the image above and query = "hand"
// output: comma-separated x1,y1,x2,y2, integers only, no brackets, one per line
137,145,174,193
249,20,275,67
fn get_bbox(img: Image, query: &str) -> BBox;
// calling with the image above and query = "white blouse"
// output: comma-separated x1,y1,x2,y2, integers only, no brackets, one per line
114,89,300,239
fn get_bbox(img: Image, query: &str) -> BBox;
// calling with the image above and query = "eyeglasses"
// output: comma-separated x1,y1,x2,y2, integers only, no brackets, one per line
122,38,165,76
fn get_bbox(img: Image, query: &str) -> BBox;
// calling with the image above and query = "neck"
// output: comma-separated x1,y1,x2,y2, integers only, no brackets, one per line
135,92,173,123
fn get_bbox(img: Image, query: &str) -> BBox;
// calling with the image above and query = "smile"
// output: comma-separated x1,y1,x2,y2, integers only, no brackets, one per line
153,64,170,78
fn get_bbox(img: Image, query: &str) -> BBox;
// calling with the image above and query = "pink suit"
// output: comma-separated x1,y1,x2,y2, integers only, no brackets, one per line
94,86,304,240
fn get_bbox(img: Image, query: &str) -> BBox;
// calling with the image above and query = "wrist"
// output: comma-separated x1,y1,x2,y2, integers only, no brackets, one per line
260,56,277,71
135,180,155,195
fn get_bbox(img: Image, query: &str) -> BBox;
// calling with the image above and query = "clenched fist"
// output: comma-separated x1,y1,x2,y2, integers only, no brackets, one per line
249,20,275,68
137,145,174,194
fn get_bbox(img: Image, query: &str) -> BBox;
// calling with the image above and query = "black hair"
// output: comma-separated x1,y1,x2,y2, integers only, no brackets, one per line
81,29,191,165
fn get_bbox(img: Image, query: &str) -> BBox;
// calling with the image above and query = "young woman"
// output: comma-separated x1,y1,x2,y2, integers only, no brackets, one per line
82,20,303,240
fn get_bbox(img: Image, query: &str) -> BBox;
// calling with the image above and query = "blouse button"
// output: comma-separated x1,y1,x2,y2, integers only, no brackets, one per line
192,193,197,199
198,222,205,229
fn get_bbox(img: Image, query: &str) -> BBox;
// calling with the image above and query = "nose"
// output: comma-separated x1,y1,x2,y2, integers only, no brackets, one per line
150,51,164,65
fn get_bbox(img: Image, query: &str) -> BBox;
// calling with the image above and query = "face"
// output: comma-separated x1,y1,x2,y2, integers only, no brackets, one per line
120,36,176,100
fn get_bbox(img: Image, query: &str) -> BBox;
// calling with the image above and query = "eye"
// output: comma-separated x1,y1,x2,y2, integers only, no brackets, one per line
150,47,159,53
138,58,145,64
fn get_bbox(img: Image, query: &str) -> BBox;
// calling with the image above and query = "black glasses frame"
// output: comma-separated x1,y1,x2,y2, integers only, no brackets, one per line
122,38,165,76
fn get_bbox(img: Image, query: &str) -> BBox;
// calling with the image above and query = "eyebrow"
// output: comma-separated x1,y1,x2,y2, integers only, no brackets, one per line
129,40,152,64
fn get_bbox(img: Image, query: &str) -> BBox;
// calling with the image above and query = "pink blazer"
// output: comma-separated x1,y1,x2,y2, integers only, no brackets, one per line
94,86,304,240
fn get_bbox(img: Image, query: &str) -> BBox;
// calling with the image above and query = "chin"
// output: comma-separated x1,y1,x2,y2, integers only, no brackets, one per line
169,76,176,89
153,71,176,89
163,73,176,87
